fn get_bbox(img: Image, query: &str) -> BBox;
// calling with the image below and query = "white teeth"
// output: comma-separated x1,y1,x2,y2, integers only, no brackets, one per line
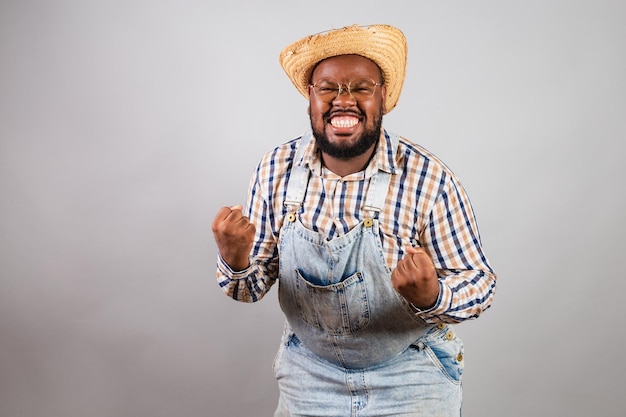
330,117,359,128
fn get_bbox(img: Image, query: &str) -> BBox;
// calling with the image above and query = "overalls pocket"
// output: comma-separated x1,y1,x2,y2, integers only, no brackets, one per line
294,269,371,336
415,325,465,384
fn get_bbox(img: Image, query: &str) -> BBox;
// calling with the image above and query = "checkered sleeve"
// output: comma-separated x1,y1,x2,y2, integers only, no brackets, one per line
414,171,497,324
215,161,281,303
215,139,300,302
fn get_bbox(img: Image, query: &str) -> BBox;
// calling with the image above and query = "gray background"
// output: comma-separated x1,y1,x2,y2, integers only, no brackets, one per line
1,0,624,416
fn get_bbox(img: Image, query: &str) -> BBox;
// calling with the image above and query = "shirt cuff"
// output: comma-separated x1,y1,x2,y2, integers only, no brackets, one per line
410,281,453,322
217,252,255,278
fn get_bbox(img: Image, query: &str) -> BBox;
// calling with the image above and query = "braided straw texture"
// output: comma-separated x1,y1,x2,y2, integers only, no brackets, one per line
279,24,408,112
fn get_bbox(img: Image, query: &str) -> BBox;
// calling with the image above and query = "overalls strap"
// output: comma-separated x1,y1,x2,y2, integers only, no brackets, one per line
283,131,313,210
362,132,400,216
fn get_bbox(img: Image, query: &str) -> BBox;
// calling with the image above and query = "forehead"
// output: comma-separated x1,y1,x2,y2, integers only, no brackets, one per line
311,54,382,82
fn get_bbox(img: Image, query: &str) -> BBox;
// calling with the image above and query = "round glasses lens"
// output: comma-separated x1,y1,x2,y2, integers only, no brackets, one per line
348,79,378,100
313,79,340,102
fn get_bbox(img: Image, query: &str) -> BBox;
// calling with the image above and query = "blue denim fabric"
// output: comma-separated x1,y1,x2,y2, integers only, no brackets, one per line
273,326,463,417
274,132,463,416
278,214,431,369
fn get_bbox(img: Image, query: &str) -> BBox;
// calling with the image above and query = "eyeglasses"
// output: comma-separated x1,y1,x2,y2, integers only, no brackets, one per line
309,78,382,103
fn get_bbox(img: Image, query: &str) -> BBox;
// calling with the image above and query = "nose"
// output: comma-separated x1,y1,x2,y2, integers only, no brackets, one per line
332,87,357,106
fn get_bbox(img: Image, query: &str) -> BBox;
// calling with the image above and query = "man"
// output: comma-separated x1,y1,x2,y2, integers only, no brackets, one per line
212,24,496,417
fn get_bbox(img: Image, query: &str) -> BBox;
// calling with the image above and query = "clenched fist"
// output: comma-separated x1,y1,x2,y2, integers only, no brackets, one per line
211,205,256,271
391,246,440,310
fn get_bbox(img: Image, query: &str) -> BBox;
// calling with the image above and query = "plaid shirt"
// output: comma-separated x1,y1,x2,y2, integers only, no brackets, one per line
216,130,496,324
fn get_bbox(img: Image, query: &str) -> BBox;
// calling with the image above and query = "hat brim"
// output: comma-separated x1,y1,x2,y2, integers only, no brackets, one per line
279,24,407,113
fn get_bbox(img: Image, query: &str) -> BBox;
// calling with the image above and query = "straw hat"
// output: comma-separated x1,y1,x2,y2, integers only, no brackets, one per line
279,24,407,112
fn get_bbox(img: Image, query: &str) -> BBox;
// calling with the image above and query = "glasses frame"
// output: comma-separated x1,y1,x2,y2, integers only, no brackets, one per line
309,77,383,103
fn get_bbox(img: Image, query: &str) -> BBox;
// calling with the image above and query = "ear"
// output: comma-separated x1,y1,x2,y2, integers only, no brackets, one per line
380,84,389,115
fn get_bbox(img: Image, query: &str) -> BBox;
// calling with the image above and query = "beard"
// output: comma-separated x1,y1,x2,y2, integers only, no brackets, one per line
311,108,383,160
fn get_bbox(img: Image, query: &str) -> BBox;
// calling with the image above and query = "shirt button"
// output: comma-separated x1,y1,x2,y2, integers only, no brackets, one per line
445,330,454,341
456,353,464,362
436,323,446,330
364,218,373,227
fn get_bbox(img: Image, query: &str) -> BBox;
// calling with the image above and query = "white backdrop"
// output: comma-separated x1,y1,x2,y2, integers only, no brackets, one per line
1,1,625,416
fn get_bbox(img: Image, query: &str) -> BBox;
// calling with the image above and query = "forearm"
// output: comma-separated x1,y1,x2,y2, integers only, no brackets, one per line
414,172,497,323
215,158,284,302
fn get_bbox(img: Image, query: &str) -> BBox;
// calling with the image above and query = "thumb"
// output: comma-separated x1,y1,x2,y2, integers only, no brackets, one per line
405,245,420,254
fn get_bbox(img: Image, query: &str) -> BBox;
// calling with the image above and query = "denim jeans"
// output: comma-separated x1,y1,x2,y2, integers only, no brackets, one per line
273,324,463,417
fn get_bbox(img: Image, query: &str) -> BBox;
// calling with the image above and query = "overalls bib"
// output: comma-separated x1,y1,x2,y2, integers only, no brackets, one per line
278,131,429,368
273,132,464,416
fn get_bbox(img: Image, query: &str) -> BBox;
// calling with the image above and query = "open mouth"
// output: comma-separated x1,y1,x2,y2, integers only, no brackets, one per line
329,114,360,129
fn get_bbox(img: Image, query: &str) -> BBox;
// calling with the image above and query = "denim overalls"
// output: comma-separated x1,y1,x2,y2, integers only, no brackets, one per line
273,132,464,417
